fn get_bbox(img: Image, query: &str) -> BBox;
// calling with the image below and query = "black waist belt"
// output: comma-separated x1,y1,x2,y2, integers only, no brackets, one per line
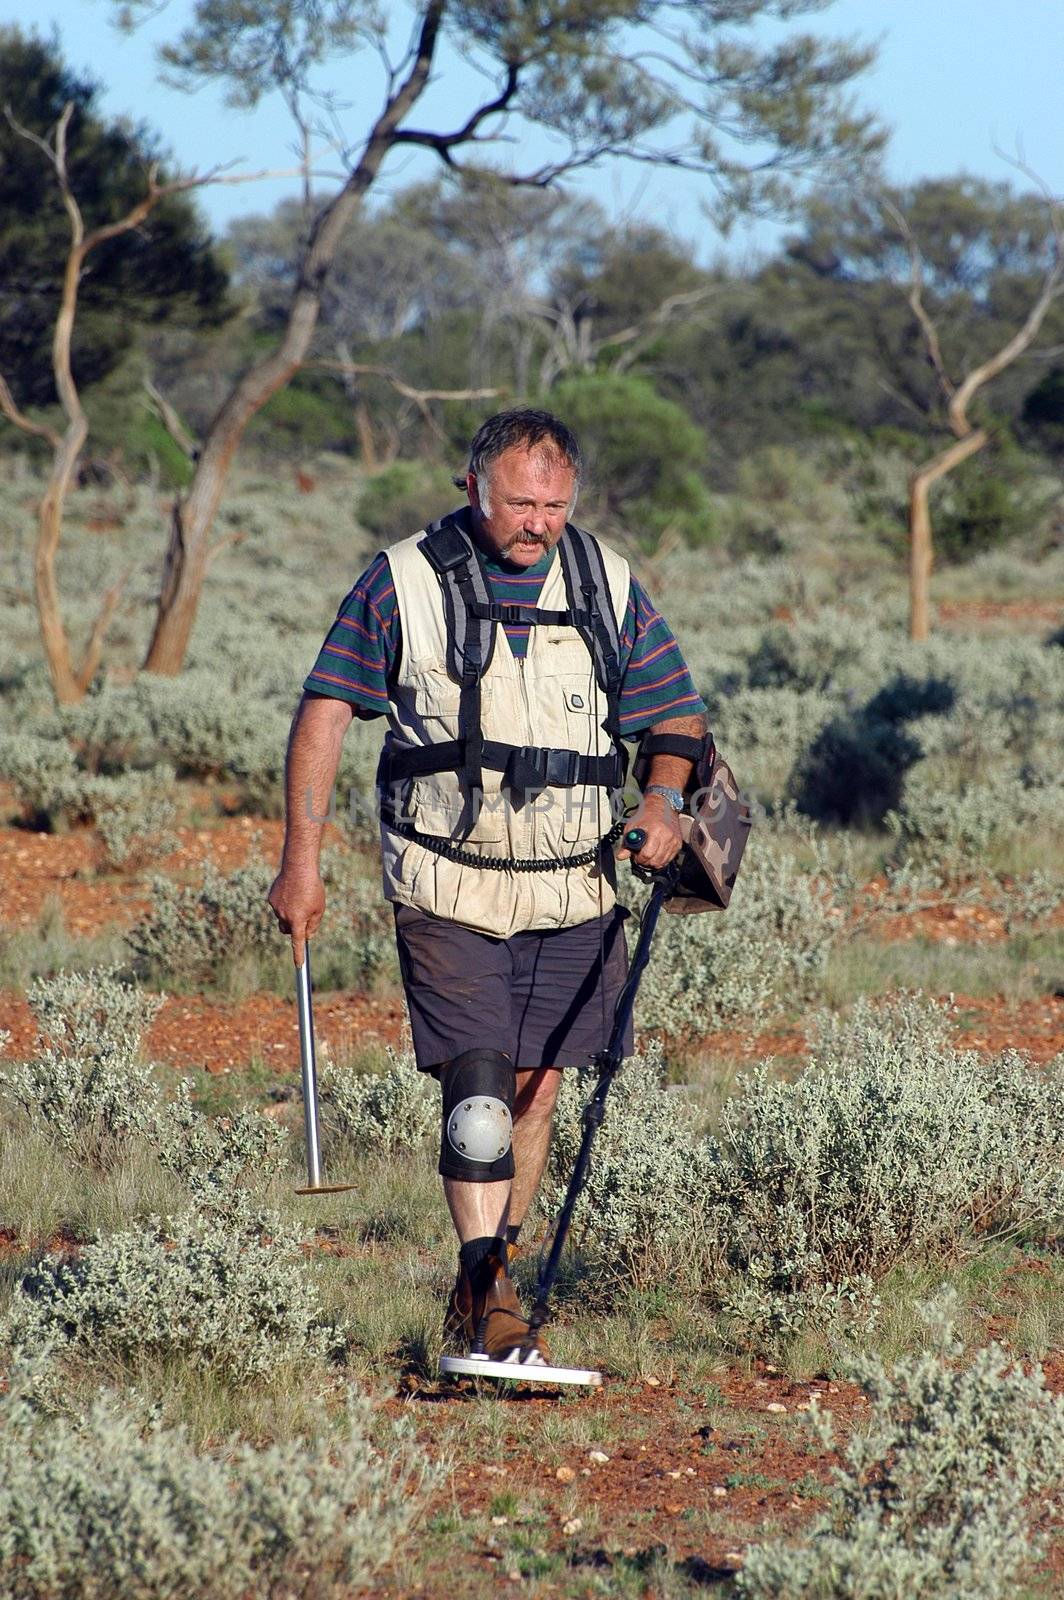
384,740,624,793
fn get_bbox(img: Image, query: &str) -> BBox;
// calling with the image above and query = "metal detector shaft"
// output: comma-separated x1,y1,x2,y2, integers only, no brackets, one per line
296,942,322,1189
528,839,677,1330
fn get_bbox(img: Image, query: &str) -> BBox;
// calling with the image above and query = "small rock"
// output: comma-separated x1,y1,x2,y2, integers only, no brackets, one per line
562,1518,583,1536
667,1469,682,1479
766,1401,787,1413
491,1515,509,1527
588,1449,610,1464
580,1467,591,1476
506,1572,521,1583
828,1384,839,1394
645,1376,661,1388
712,1486,728,1498
685,1467,696,1477
725,1550,744,1563
555,1465,576,1483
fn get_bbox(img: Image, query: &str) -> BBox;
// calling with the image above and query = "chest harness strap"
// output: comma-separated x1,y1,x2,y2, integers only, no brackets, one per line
380,516,628,867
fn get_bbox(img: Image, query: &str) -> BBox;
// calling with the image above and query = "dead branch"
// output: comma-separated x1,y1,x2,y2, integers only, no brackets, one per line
145,379,199,459
882,198,955,404
0,374,60,447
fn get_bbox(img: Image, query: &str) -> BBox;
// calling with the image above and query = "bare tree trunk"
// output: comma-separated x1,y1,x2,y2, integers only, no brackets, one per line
142,3,446,676
907,430,987,642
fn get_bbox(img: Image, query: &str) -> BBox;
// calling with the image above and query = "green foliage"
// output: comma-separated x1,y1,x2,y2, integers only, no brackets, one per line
708,999,1064,1343
0,970,163,1167
6,1213,335,1381
0,26,230,412
740,1295,1064,1600
548,372,715,548
0,1379,431,1600
356,460,460,545
247,377,359,457
320,1047,436,1154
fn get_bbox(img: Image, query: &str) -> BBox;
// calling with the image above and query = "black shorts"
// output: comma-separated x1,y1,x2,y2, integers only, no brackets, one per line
393,902,633,1072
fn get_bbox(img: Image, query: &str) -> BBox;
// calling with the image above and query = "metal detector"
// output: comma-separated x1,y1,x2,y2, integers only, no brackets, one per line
293,941,356,1196
438,826,681,1387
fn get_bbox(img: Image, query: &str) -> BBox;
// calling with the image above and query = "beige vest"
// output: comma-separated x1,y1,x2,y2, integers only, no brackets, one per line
380,527,631,937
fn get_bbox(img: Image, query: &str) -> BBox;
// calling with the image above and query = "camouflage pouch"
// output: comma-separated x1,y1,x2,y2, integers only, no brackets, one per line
632,733,753,913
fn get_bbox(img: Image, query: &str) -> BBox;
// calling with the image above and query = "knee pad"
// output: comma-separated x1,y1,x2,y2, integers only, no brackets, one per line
439,1048,515,1182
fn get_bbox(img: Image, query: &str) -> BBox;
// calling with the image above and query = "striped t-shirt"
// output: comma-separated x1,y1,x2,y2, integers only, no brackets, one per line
304,530,706,736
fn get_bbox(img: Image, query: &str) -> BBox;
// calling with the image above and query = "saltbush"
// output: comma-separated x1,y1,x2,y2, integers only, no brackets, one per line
635,837,842,1035
740,1296,1064,1600
707,998,1064,1342
6,1213,335,1382
152,1081,288,1222
0,970,163,1166
0,1382,431,1600
539,1041,716,1292
320,1046,436,1154
126,853,395,995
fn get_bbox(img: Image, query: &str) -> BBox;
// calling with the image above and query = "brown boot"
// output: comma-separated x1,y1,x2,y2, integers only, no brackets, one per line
444,1247,551,1365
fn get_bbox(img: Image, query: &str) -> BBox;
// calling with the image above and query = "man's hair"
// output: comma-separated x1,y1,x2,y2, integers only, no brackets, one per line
453,408,582,489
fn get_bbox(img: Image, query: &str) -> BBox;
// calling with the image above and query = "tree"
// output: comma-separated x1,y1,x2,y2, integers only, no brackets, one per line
0,27,230,409
112,0,883,676
883,179,1063,639
0,94,282,704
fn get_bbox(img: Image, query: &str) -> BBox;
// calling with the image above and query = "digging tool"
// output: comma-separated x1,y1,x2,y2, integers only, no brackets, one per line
293,940,356,1196
438,825,681,1387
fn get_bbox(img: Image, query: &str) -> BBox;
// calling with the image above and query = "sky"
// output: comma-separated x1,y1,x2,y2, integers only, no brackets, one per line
4,0,1063,264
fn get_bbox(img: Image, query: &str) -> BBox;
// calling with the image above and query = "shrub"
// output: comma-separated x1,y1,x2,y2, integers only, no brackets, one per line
6,1213,335,1382
886,760,1064,870
707,998,1064,1342
634,838,842,1035
739,1295,1064,1600
126,852,395,996
0,970,163,1166
537,1041,717,1292
790,710,921,826
125,861,278,991
320,1045,436,1154
0,1382,432,1600
356,460,458,545
933,451,1047,564
152,1081,288,1222
789,674,955,826
92,766,177,869
547,371,716,548
0,734,176,862
0,732,85,828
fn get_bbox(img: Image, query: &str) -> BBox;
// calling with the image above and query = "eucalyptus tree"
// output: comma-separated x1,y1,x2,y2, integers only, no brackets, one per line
112,0,884,674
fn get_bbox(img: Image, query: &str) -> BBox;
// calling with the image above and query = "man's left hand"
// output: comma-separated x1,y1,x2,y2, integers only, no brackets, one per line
616,793,684,870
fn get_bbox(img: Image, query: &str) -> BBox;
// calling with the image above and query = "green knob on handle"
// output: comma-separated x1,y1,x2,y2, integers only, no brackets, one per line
625,827,647,853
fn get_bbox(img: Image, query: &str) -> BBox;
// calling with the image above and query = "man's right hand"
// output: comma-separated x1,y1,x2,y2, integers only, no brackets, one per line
267,866,326,968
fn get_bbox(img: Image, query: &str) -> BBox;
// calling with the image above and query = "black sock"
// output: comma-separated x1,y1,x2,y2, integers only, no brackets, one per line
460,1235,507,1286
505,1223,521,1247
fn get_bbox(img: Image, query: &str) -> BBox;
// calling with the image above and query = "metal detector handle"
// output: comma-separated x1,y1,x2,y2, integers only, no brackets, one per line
624,826,684,888
295,942,323,1190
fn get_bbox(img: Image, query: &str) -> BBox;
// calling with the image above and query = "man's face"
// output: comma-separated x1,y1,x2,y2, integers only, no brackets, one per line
467,445,576,567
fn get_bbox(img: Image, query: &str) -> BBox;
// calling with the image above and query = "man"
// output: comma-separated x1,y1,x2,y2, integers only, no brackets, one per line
269,409,707,1368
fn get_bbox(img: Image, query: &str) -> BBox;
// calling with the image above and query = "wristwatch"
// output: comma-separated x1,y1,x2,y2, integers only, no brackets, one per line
644,784,685,813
